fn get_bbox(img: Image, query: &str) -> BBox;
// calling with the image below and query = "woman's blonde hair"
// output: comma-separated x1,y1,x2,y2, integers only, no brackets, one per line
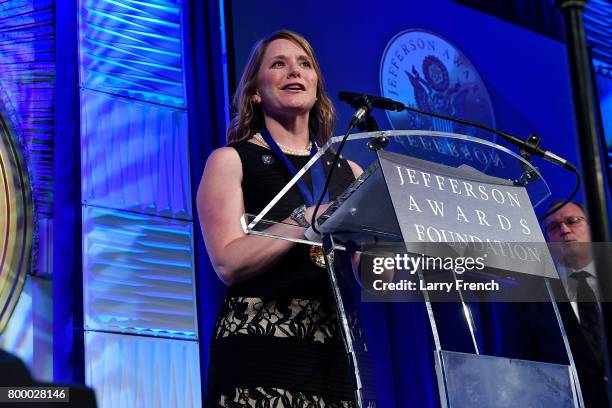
226,30,335,146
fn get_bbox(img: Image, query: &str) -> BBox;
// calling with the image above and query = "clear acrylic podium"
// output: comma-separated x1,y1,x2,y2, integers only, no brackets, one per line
244,130,582,407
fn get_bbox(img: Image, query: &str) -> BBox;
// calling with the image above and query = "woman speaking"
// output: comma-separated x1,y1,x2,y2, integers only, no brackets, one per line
197,31,361,406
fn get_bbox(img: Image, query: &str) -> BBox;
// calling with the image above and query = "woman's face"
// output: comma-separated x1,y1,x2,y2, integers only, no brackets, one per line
253,38,318,120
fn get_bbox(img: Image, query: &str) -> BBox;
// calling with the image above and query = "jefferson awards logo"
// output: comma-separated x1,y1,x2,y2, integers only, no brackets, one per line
380,30,498,170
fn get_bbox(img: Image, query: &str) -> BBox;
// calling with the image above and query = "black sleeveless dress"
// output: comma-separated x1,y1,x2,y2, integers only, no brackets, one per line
205,140,358,407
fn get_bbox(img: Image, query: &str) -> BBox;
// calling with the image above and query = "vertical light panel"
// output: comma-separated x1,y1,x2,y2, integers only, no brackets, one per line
85,331,201,407
0,0,55,384
79,0,186,108
0,276,54,382
0,0,56,215
78,0,200,404
584,0,611,72
81,90,191,219
0,277,33,364
83,206,197,339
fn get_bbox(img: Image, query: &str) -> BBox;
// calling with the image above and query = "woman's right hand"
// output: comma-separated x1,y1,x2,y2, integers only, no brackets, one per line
303,203,332,227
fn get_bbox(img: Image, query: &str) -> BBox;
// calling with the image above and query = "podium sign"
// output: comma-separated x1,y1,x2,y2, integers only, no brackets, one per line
378,150,557,279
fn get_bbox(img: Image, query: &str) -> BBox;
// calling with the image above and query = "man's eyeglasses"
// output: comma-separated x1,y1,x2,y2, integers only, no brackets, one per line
545,216,587,234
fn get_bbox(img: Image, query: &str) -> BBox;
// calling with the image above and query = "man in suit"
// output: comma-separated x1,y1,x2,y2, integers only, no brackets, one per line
544,201,610,407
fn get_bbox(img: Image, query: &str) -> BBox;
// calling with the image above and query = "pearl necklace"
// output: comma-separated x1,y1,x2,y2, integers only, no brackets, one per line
253,132,313,156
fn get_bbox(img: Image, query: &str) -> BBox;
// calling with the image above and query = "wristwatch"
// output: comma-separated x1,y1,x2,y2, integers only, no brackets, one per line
291,204,310,228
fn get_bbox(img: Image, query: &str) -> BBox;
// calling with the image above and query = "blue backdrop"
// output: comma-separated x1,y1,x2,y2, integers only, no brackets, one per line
229,0,581,207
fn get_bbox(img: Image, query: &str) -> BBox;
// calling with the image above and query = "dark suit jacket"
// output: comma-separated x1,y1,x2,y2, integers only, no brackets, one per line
558,301,610,408
509,301,611,408
478,269,610,407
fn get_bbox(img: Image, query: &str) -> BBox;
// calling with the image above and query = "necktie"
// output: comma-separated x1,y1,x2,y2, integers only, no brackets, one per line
570,271,603,363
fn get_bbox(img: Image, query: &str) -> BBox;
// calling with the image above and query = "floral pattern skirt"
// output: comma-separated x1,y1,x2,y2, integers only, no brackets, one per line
205,296,360,407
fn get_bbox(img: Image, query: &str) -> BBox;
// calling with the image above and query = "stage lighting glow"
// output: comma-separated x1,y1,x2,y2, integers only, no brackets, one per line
79,0,186,108
82,206,197,340
0,0,55,216
80,89,192,219
85,331,201,407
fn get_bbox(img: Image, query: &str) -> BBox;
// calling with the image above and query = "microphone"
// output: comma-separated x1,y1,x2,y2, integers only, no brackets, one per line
339,91,405,113
334,91,579,221
338,91,575,172
350,105,369,128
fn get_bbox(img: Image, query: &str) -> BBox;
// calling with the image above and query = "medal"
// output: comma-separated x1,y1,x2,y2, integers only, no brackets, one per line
309,245,326,268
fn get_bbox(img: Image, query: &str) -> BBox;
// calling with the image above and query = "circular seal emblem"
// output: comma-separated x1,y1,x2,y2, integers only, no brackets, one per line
380,30,498,170
261,154,274,165
0,102,33,333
